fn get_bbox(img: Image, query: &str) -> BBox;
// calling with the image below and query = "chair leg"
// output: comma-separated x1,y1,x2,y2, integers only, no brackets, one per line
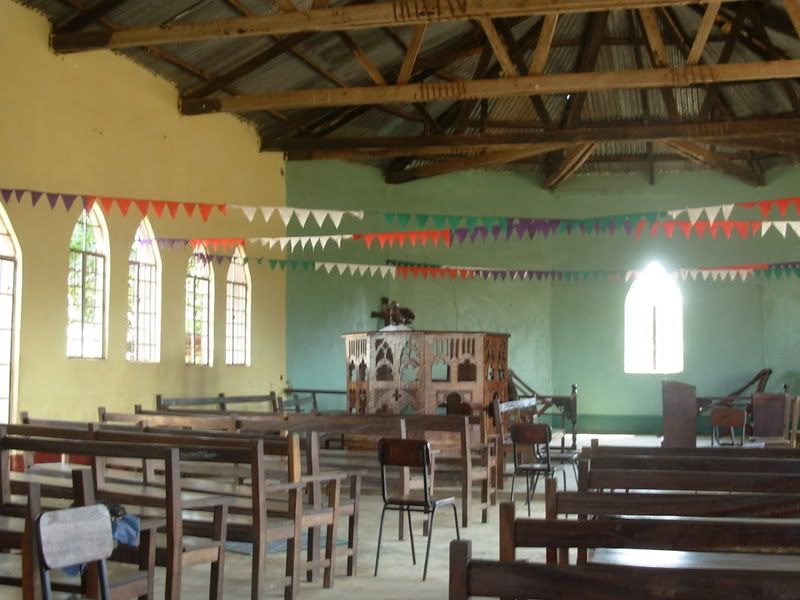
561,468,567,491
407,507,416,565
510,471,516,504
97,559,111,600
571,462,578,486
374,506,387,577
451,503,460,540
524,474,531,517
422,506,437,582
40,569,52,600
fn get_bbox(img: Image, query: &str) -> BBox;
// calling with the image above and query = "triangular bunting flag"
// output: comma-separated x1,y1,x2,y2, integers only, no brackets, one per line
237,205,258,222
135,199,150,217
47,193,60,209
62,194,77,211
774,221,788,237
687,208,704,225
0,190,12,203
704,205,721,224
312,210,328,227
198,203,215,222
30,190,43,207
166,201,180,219
260,206,276,223
789,222,800,238
721,204,735,220
151,201,166,218
183,202,197,218
278,208,294,226
328,211,345,229
294,209,311,227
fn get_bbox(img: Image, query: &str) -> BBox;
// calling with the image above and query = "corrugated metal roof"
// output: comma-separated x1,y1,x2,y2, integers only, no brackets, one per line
13,0,800,182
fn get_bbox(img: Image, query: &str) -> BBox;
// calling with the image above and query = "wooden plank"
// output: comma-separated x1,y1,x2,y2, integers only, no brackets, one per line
479,17,516,76
545,143,597,188
529,14,558,74
397,24,427,83
338,32,388,85
51,0,746,52
385,145,567,183
638,8,670,67
663,140,765,186
686,2,721,65
182,59,800,113
271,117,800,154
786,0,800,38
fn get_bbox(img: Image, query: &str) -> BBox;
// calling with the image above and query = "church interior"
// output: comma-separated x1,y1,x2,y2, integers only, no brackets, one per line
2,0,800,597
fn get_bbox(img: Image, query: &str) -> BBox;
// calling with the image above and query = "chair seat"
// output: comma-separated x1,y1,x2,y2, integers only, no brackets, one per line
548,451,580,462
515,463,562,473
386,494,455,509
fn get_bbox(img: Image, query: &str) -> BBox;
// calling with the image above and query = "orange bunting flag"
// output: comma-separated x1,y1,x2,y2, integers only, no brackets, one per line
83,196,97,213
719,221,735,240
662,221,677,239
151,201,166,218
677,221,692,239
734,222,749,239
183,203,197,218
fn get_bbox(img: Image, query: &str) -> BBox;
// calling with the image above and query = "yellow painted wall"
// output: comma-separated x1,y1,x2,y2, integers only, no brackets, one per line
0,0,287,420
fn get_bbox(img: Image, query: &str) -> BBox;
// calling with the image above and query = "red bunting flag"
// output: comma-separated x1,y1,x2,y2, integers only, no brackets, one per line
719,221,735,240
151,201,166,218
198,203,215,222
708,223,719,239
758,201,772,218
734,221,749,239
135,199,150,217
83,196,97,213
694,221,708,238
216,204,227,216
115,198,132,216
662,221,677,239
99,197,114,215
777,198,792,216
183,203,197,218
166,201,181,219
677,221,692,239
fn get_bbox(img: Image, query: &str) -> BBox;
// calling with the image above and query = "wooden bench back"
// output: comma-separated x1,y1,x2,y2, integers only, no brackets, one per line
449,539,800,600
491,397,538,442
156,392,282,412
500,500,800,563
582,440,800,459
544,478,800,519
98,407,237,431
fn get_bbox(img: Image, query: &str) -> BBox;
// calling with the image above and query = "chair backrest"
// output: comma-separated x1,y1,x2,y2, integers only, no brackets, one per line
37,504,113,569
752,392,792,437
710,406,747,428
510,422,551,446
377,438,432,504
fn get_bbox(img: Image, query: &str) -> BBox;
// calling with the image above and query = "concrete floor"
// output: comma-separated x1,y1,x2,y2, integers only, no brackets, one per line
1,434,669,598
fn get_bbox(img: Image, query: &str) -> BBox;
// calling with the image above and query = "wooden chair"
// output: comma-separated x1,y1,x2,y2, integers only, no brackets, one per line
509,423,565,516
374,438,460,581
36,503,114,600
710,406,747,446
752,393,797,444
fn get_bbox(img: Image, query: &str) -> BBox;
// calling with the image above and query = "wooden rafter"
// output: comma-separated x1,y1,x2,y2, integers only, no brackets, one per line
397,25,427,83
493,18,553,126
628,10,656,184
696,4,748,120
785,0,800,37
268,117,800,155
661,141,764,185
386,145,568,183
529,14,558,74
182,59,800,114
479,17,516,76
51,0,744,52
545,12,608,188
54,0,127,32
686,2,721,65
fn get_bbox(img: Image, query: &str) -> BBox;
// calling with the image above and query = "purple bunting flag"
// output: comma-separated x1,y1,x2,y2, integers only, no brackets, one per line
46,193,59,209
30,191,43,207
0,189,12,204
61,194,77,211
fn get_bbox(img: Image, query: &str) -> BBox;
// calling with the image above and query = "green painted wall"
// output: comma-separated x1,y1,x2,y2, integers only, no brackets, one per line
286,160,800,432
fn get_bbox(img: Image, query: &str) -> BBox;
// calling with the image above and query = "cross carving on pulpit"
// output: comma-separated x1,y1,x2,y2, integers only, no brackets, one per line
391,389,402,403
370,296,390,327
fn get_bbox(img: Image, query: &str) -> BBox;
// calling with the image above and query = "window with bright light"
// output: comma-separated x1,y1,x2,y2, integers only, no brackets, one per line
226,246,251,366
0,206,19,424
185,247,214,366
127,218,161,362
67,206,108,359
624,262,683,374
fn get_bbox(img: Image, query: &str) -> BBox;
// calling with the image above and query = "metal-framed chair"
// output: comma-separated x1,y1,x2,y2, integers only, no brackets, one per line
510,423,566,516
35,504,114,600
374,438,460,581
710,406,747,446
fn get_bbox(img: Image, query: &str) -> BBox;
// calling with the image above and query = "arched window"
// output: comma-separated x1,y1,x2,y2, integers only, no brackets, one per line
185,246,213,366
67,205,108,359
127,218,161,362
0,206,20,424
624,262,683,374
226,246,251,366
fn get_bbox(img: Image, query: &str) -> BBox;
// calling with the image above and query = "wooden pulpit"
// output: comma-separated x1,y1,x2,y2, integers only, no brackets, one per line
662,380,697,448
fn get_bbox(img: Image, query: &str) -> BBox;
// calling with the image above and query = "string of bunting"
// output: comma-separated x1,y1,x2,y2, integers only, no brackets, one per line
188,252,800,283
231,205,364,228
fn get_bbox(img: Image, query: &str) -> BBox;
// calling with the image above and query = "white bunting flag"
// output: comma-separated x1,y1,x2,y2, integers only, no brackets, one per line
761,221,772,237
260,206,275,222
721,204,735,220
667,209,684,220
738,270,750,281
704,205,721,224
311,210,328,227
236,205,258,222
774,221,788,237
790,222,800,238
328,211,345,229
689,269,699,281
277,208,294,226
380,266,394,279
686,207,704,225
294,209,311,227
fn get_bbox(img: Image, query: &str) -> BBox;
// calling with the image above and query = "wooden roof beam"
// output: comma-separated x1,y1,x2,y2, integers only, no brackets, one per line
686,2,721,65
269,116,800,153
397,25,428,84
55,0,127,33
51,0,745,52
529,15,558,74
779,0,800,37
663,141,765,185
546,11,608,188
183,59,800,114
385,145,567,183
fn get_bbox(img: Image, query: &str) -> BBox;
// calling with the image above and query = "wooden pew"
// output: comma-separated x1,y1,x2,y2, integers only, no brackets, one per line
19,421,336,600
500,500,800,565
156,393,282,413
449,539,800,600
0,429,230,600
98,407,237,431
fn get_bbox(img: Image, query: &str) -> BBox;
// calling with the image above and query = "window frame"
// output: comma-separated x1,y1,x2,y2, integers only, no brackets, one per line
185,246,214,366
623,262,684,375
67,206,109,360
126,218,162,363
0,204,20,425
225,246,252,366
